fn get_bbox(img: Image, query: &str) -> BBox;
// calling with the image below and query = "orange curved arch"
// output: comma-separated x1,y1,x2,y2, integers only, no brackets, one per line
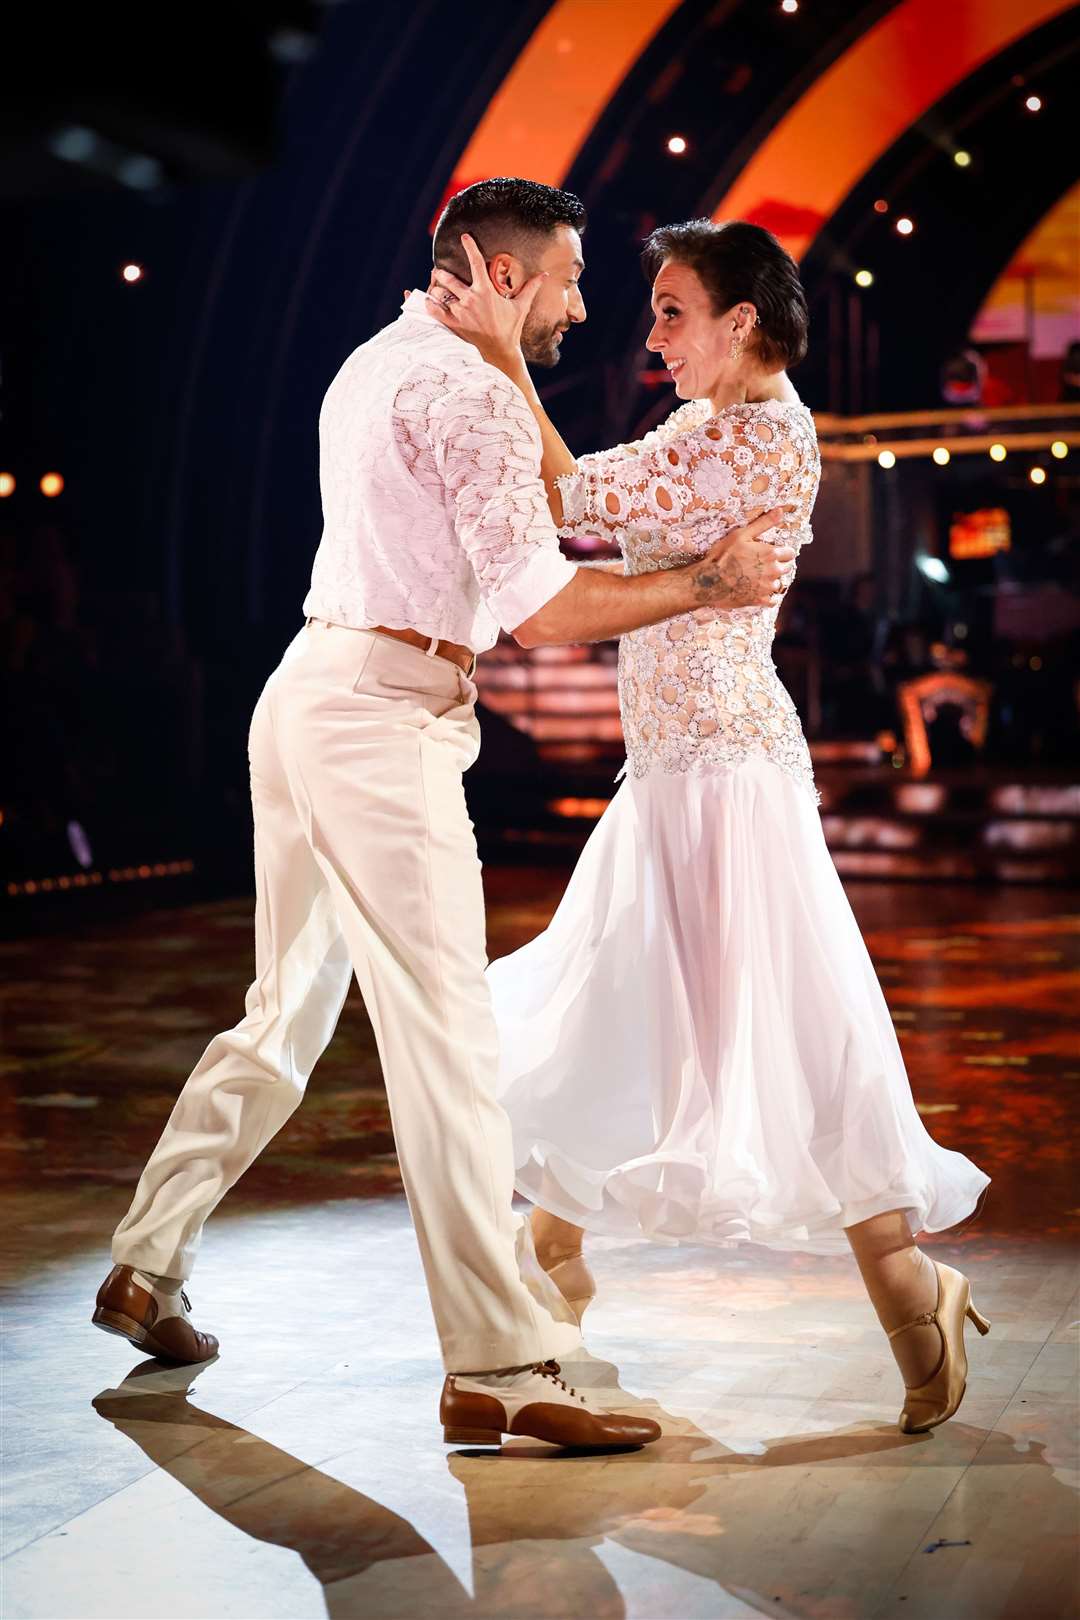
446,0,680,195
972,179,1080,354
445,0,1073,265
712,0,1076,258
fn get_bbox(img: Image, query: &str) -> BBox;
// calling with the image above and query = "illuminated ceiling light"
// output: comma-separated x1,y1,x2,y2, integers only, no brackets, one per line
989,443,1007,462
916,555,950,584
873,199,889,214
932,447,951,466
0,473,14,497
1024,94,1043,112
854,269,874,288
1050,440,1068,459
877,450,896,469
666,135,688,155
895,216,915,236
121,262,143,283
953,150,972,168
40,472,64,497
1029,466,1047,485
781,0,799,12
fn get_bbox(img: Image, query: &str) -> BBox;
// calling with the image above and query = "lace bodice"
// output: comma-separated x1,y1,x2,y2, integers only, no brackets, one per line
556,397,821,798
303,293,577,651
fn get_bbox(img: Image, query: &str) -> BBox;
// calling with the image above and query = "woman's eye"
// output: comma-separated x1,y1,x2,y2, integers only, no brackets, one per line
662,308,679,320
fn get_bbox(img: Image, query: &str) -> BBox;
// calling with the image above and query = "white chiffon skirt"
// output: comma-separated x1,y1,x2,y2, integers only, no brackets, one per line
488,758,989,1256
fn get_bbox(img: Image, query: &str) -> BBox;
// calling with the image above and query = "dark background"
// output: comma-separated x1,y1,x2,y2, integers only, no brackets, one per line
2,1,1077,920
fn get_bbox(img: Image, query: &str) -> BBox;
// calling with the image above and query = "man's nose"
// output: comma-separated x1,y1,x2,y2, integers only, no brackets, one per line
569,288,586,324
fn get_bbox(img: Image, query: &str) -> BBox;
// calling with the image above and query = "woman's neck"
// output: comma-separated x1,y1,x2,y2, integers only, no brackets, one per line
709,367,797,411
705,364,773,411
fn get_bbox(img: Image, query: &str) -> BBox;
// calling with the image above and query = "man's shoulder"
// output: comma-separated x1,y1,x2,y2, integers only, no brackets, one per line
324,315,530,443
334,313,503,390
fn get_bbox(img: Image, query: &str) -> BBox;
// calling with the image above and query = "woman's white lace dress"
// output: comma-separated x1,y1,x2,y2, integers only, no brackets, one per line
487,398,989,1253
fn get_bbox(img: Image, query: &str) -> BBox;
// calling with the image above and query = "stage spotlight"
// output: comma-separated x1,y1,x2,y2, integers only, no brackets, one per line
916,555,950,585
666,135,687,155
1029,466,1047,485
873,199,889,214
989,443,1007,462
0,473,14,497
40,472,64,497
895,216,914,236
854,269,874,288
953,150,972,168
932,447,950,466
1024,94,1042,112
781,0,799,11
121,263,144,283
1050,440,1068,459
877,450,896,469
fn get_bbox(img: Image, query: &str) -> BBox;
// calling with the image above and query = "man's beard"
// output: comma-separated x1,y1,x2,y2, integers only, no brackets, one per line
521,313,566,368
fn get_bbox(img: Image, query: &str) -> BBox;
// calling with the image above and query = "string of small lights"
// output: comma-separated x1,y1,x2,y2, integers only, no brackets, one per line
815,433,1076,467
7,860,194,898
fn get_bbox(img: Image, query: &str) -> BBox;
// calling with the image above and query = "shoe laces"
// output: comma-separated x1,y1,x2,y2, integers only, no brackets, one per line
531,1359,587,1405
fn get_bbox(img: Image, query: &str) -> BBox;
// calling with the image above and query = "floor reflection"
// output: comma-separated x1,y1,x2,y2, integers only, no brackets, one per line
91,1354,1059,1620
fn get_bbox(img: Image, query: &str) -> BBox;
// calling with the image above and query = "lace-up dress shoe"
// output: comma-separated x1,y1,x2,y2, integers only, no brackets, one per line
441,1360,661,1449
92,1266,219,1363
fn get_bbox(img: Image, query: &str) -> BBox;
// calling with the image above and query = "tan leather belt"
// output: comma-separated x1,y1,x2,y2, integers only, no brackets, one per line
307,618,476,676
369,624,476,675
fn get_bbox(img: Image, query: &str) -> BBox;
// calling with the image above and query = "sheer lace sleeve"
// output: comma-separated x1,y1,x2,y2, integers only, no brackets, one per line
429,371,578,632
557,399,817,543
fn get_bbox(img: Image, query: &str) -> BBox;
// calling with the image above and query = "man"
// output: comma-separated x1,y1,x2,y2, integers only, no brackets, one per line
94,178,793,1450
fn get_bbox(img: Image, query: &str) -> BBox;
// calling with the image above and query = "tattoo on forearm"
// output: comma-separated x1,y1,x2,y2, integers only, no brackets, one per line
692,553,752,606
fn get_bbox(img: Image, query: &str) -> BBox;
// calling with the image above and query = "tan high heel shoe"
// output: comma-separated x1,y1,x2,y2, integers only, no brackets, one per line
542,1253,597,1327
889,1260,991,1433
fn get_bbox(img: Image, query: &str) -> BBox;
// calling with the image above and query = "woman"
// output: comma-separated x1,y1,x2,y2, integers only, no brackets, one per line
428,219,990,1434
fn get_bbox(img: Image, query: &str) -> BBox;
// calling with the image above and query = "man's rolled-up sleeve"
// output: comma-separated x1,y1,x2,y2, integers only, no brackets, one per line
430,371,578,632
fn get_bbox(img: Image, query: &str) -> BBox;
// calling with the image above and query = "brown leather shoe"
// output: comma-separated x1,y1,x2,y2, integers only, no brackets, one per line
441,1360,661,1449
92,1265,219,1364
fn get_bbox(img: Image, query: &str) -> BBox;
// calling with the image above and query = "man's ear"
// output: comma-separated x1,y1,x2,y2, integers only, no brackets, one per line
488,252,516,295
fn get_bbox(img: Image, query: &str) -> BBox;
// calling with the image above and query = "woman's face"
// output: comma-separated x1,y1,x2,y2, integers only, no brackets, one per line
645,258,749,402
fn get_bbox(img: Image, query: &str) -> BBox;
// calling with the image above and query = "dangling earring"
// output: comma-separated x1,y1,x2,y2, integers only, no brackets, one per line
730,324,745,363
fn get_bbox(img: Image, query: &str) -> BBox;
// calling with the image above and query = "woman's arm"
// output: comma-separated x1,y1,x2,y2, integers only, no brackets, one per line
491,353,576,525
426,236,575,522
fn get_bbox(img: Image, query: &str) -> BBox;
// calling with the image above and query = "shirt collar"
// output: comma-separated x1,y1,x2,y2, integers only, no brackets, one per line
401,288,441,326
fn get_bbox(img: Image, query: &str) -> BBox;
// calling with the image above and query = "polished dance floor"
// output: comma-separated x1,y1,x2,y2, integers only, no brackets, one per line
2,875,1077,1619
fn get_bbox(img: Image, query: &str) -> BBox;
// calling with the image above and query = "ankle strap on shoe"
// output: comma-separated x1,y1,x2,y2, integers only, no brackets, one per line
887,1309,937,1340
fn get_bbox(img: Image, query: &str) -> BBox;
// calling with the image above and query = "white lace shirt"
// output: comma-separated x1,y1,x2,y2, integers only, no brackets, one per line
302,292,579,650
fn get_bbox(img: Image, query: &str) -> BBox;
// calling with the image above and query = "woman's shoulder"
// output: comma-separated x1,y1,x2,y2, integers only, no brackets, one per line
672,393,814,435
727,396,813,420
721,397,817,446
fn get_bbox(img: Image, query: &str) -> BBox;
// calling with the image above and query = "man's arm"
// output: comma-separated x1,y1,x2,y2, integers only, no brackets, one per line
511,508,791,648
428,368,794,651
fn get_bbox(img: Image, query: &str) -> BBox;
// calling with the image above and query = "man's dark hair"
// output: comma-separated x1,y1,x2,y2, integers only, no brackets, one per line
642,218,809,370
433,177,586,282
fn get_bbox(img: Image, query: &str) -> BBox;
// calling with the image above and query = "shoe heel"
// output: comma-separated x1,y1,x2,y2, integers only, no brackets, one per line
92,1306,147,1344
442,1425,502,1445
966,1300,991,1336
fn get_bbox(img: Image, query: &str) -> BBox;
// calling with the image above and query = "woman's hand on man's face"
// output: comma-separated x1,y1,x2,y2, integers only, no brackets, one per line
423,233,547,366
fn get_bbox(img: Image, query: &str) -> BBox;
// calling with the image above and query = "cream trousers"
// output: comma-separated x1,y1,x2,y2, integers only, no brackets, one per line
112,622,580,1372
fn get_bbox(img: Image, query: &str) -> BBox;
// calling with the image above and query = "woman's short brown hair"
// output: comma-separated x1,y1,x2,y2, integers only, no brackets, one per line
642,219,809,370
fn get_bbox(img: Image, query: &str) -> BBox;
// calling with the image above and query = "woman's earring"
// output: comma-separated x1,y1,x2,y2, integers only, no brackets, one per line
730,326,744,362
